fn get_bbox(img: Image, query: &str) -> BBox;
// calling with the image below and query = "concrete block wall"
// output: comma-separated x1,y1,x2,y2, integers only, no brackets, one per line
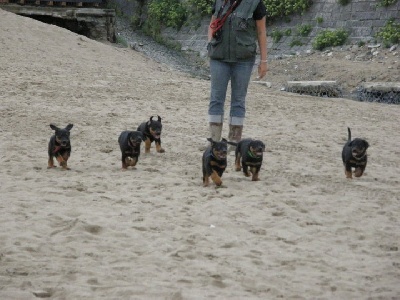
159,0,400,58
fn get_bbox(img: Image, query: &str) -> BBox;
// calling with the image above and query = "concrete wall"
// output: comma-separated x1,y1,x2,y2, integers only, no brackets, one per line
158,0,400,58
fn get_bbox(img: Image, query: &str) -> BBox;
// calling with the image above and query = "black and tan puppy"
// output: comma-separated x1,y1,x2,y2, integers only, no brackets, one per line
202,138,228,187
137,115,165,153
231,138,265,181
342,127,369,179
48,123,73,170
118,130,144,170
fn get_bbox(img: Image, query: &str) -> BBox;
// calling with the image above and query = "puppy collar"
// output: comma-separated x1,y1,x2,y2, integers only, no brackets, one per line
354,152,367,160
247,150,257,158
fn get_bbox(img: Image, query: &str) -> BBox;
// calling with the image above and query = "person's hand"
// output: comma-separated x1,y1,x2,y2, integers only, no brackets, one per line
258,62,267,79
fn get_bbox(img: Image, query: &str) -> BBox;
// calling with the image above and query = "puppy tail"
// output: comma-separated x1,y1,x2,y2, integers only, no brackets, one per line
347,127,351,141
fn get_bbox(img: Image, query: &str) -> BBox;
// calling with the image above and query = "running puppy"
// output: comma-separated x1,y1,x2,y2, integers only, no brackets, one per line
202,138,228,187
118,130,144,170
232,138,265,181
47,123,73,170
137,115,165,153
342,127,369,179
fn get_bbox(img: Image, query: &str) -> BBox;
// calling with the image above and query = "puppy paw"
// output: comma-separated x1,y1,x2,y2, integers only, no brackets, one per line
354,168,364,177
158,148,165,153
214,179,222,186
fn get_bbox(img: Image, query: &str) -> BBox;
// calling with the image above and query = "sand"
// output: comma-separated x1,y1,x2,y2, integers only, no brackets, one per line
0,9,399,299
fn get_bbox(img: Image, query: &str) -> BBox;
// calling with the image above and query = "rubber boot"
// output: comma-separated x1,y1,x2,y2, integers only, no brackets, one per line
228,125,243,153
199,122,223,151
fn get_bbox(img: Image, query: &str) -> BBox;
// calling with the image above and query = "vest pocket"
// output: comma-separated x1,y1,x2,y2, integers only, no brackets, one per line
235,34,256,59
208,39,225,60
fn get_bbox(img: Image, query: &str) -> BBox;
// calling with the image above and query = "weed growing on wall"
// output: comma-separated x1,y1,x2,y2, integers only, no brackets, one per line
312,29,349,50
375,18,400,47
263,0,312,20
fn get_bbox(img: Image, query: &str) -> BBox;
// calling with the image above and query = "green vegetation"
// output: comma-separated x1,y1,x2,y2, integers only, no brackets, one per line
337,0,351,6
186,0,213,16
290,39,304,47
263,0,313,20
357,40,366,47
316,17,324,24
271,30,284,43
312,29,349,50
296,24,312,36
375,18,400,47
377,0,398,7
116,35,128,47
147,0,187,32
284,29,292,36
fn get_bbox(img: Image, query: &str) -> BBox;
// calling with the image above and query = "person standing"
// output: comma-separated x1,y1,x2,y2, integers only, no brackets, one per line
206,0,267,147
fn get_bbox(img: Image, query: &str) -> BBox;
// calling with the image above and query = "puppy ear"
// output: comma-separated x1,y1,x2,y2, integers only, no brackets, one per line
364,140,369,149
207,137,214,143
150,116,154,122
221,138,227,143
65,124,73,131
50,124,59,131
157,115,162,122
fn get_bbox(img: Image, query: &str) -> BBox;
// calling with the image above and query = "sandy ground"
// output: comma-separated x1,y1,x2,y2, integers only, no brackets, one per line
1,9,400,300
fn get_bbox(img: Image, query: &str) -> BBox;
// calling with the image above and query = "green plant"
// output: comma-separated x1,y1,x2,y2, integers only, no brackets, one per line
357,40,366,47
290,39,304,47
316,17,324,24
186,0,213,16
377,0,398,7
263,0,312,20
375,18,400,47
284,29,292,36
271,29,284,43
297,24,312,36
312,29,349,50
116,35,128,47
147,0,187,32
337,0,351,6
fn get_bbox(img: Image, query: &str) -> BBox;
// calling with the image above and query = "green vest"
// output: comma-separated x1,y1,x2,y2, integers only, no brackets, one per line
208,0,259,61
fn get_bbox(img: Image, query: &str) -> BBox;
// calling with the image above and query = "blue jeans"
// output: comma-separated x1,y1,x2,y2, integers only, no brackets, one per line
208,58,255,126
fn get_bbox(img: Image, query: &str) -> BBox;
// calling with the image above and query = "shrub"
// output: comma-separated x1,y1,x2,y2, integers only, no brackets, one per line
337,0,351,6
263,0,312,20
312,29,349,50
375,19,400,47
316,17,324,24
147,0,187,33
271,29,284,43
186,0,213,16
377,0,398,7
357,40,366,47
290,39,304,47
284,29,292,36
297,24,312,36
